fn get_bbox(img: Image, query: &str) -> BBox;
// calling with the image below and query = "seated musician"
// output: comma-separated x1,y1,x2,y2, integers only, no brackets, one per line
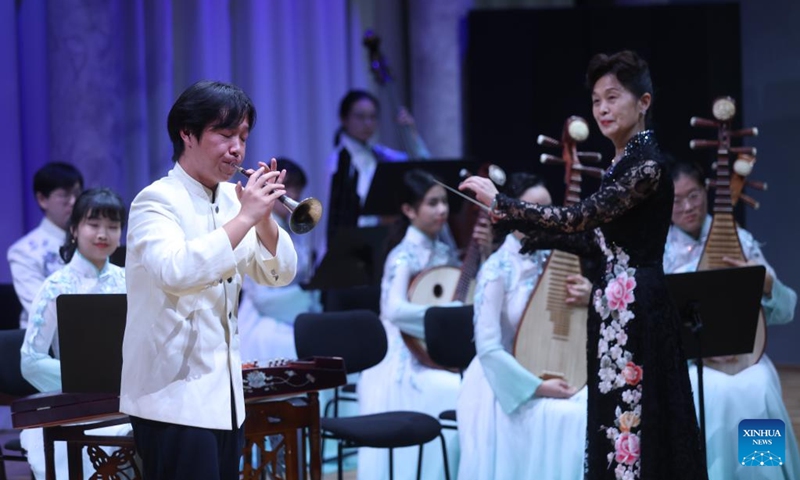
457,172,590,480
326,89,430,216
8,161,84,328
322,90,434,258
663,159,800,479
357,168,491,480
19,188,131,480
238,158,321,362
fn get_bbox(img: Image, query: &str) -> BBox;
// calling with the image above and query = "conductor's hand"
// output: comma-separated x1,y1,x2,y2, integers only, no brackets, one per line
565,274,592,306
235,158,286,227
722,256,773,297
534,378,577,399
459,176,499,213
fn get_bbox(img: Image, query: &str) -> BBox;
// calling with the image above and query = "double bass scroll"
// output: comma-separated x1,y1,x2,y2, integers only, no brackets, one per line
363,30,420,159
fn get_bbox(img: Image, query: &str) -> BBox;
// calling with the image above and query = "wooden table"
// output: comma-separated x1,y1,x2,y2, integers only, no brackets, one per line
11,357,346,480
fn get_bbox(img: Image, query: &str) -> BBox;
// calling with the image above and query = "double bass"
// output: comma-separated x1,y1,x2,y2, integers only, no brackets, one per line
363,30,421,159
689,96,767,375
513,116,604,389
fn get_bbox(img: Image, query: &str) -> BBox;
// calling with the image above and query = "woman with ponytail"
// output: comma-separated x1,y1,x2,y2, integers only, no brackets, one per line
321,90,432,256
20,187,129,480
357,168,486,480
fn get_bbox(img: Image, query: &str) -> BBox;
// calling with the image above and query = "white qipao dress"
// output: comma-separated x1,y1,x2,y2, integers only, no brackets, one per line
664,215,800,480
457,234,587,480
19,253,130,480
357,225,461,480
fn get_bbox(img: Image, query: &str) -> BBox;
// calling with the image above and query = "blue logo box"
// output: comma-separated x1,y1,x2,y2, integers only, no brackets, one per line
738,419,785,467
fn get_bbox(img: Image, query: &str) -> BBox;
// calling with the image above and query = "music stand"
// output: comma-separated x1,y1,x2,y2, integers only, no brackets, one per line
56,293,128,395
305,226,388,291
362,159,478,216
665,265,765,453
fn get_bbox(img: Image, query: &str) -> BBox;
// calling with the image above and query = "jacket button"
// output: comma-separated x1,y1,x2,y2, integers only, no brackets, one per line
215,206,219,213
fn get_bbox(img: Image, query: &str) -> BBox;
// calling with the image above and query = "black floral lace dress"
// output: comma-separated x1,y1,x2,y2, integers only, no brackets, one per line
495,131,707,480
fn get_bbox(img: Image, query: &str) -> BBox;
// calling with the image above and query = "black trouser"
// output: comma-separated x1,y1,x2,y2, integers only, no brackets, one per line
130,403,243,480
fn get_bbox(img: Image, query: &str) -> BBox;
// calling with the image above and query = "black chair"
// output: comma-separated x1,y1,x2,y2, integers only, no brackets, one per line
423,305,477,429
295,310,450,480
319,286,381,419
0,284,23,331
0,329,38,480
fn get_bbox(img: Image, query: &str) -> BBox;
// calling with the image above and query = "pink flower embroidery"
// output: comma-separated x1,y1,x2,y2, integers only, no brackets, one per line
621,362,643,386
614,432,641,466
604,272,636,311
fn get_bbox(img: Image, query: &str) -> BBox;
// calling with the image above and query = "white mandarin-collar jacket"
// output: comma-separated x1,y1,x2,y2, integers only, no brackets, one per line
119,163,297,429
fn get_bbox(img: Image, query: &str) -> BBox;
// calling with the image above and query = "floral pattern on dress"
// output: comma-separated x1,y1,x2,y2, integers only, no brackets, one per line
594,229,643,480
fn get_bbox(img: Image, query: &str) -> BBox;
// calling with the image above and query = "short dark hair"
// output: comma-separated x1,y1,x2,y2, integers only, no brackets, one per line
587,50,654,122
167,80,257,161
60,187,127,263
668,156,706,185
33,162,84,197
503,172,545,200
275,157,308,190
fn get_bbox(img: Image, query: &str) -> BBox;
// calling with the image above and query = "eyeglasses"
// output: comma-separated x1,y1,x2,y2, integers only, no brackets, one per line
348,112,378,123
673,189,704,210
49,187,82,203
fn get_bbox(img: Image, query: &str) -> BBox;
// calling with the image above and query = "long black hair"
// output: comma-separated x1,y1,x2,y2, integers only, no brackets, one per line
382,168,440,261
59,188,127,263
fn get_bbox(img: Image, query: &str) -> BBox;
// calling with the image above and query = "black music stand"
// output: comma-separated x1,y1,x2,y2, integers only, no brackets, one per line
362,159,478,216
665,265,765,453
305,226,388,291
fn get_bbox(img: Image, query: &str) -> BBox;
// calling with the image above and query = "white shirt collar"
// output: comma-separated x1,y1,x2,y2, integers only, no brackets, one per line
171,161,218,203
68,251,112,278
40,216,67,238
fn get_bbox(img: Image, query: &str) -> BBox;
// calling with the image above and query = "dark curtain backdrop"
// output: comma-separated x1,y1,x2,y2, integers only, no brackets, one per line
463,1,800,366
464,4,741,206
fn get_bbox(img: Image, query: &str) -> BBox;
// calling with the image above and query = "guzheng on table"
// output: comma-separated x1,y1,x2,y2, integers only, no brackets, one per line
11,356,347,480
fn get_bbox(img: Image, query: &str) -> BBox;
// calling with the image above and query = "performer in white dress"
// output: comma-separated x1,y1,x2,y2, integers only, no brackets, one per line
663,160,800,480
321,89,432,260
20,188,130,480
357,168,492,480
457,172,590,480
